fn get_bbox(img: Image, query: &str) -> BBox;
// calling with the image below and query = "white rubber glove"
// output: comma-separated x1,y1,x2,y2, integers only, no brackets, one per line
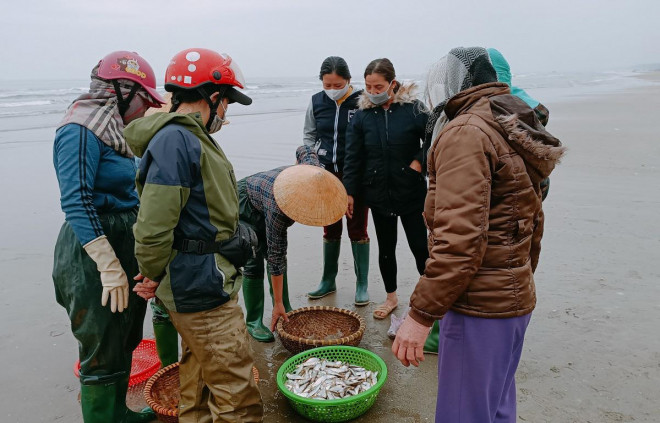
83,236,129,313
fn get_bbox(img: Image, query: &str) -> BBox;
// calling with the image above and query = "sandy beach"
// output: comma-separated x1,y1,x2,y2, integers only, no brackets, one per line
0,74,659,423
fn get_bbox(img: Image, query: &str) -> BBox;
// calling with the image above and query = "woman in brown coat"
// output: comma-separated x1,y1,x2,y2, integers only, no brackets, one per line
393,47,565,423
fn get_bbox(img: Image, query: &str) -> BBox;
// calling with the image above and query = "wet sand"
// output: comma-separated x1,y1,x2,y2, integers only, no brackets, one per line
0,77,659,422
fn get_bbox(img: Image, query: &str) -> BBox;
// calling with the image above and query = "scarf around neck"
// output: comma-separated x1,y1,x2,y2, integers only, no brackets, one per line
58,65,137,158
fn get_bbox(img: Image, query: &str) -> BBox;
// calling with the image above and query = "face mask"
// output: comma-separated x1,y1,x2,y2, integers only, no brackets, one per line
208,115,225,133
366,81,393,106
208,102,228,134
324,83,350,101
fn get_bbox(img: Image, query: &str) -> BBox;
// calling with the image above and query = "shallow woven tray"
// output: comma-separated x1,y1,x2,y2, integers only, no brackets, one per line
276,306,366,354
143,362,259,423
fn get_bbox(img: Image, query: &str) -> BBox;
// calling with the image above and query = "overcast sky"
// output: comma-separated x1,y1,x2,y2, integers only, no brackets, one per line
3,0,658,81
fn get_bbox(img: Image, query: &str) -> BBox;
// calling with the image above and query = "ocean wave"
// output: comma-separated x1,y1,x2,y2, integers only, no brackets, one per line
0,100,55,108
0,87,87,99
0,109,63,118
245,83,285,90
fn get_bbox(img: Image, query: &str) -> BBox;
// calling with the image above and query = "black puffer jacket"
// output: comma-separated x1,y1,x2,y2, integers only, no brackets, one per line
343,83,429,216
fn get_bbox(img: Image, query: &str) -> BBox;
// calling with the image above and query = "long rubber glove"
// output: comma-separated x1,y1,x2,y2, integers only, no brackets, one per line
83,236,129,313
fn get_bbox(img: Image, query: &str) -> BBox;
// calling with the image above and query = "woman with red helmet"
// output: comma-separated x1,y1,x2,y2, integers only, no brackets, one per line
52,51,165,422
125,48,263,422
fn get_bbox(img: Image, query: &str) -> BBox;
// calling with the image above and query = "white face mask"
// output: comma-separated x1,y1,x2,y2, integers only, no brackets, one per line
366,81,393,106
208,102,228,134
324,82,350,101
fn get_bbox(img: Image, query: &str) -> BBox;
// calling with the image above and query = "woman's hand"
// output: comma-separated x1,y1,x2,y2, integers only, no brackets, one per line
392,315,431,367
346,195,354,219
409,159,422,173
133,273,159,300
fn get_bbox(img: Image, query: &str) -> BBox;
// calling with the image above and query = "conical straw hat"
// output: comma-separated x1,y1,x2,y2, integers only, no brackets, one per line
274,165,348,227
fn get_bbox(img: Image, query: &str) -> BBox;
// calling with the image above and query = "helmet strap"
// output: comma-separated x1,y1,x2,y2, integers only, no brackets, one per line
170,95,181,113
198,86,228,131
112,80,139,116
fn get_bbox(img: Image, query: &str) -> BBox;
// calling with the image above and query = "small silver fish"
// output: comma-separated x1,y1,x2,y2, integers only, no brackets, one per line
285,357,378,400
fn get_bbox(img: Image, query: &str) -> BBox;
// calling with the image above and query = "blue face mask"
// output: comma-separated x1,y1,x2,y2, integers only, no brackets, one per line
366,81,393,106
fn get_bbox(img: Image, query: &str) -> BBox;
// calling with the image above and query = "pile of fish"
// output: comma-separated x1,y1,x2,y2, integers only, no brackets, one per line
284,357,378,400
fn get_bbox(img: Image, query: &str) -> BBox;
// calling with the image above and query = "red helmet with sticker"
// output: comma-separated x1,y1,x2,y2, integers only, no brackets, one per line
165,48,251,105
97,51,166,105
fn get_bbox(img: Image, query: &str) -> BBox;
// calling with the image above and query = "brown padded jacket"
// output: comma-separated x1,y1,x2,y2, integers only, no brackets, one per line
409,82,565,326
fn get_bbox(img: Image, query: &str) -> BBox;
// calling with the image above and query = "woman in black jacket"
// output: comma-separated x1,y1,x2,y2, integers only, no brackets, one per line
343,58,429,319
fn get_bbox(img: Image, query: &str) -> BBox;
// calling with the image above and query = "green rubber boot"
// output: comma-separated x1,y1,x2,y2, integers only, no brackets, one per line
80,379,117,423
116,373,157,422
153,320,179,367
242,275,275,342
423,320,440,355
351,240,370,306
308,239,340,299
268,270,293,312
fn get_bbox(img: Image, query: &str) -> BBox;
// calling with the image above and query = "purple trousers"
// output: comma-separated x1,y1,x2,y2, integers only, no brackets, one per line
435,311,532,423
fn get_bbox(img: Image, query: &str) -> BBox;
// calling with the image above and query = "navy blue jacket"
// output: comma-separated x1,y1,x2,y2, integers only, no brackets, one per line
303,89,362,172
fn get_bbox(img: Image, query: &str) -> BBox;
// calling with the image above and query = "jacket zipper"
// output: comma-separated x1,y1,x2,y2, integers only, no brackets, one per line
333,102,340,172
384,108,389,141
383,108,394,213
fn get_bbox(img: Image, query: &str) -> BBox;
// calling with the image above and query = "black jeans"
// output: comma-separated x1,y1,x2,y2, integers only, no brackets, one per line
371,210,429,293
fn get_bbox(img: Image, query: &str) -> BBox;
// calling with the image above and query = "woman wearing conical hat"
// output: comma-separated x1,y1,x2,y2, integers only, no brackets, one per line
240,145,348,342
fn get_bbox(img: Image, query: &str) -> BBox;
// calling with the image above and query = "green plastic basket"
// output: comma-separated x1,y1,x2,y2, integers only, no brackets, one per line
276,346,388,422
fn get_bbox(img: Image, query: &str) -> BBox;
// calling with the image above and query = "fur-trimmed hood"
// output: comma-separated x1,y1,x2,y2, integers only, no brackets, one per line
445,83,565,183
494,112,565,183
358,82,419,110
490,95,565,183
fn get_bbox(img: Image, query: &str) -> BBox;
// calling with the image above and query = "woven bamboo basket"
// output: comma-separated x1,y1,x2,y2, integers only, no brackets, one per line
143,362,259,423
276,306,366,354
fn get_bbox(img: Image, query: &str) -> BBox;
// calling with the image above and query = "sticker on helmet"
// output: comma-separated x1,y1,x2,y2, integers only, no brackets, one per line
115,56,147,79
188,64,196,72
185,51,201,62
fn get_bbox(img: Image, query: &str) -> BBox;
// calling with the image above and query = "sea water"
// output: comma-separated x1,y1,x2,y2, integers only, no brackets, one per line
0,70,653,136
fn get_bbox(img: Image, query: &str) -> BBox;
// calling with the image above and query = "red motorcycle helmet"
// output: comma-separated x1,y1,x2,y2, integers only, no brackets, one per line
165,48,252,106
97,51,166,105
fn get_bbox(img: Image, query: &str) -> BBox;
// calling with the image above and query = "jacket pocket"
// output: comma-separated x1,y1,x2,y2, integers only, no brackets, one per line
392,165,424,200
362,168,378,186
402,165,424,182
169,252,230,312
513,219,533,243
